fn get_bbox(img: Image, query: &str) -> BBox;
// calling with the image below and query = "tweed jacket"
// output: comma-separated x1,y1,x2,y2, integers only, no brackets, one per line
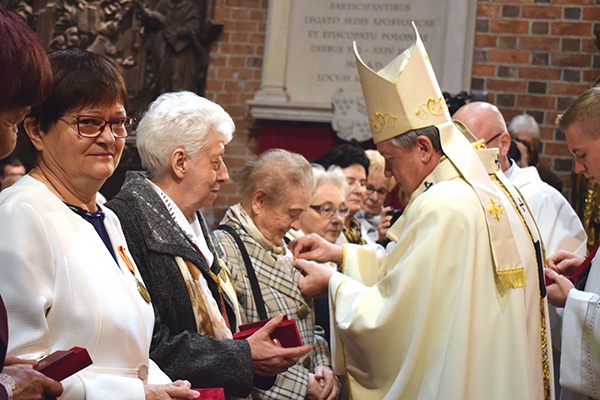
215,205,332,400
106,171,253,398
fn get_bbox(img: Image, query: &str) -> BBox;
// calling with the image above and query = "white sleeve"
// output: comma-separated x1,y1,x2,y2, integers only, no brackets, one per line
560,288,600,398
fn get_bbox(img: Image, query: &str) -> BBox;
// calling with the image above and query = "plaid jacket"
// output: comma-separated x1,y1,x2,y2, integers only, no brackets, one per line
215,206,332,400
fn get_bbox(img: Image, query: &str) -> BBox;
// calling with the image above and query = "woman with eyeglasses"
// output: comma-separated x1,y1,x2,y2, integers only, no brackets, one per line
0,49,199,399
288,166,350,245
286,165,350,354
313,143,370,245
215,149,340,400
356,149,397,246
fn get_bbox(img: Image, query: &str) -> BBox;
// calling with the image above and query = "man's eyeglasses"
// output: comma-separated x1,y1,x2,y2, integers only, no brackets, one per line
486,132,504,146
309,202,350,218
365,184,388,197
60,115,135,138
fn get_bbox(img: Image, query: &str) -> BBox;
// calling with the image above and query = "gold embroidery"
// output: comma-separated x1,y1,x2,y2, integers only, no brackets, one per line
415,96,447,120
489,176,551,398
369,112,397,134
487,198,504,222
540,298,552,400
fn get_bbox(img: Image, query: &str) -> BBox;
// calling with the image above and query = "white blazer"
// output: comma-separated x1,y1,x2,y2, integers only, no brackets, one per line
0,176,170,399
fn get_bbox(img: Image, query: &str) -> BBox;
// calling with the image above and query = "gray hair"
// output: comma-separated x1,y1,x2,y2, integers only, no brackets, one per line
558,87,600,139
365,149,395,191
136,91,234,179
311,165,349,199
390,125,441,152
240,149,313,205
508,114,540,140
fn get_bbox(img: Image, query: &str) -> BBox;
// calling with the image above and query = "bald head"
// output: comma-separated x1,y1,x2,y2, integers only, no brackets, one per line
453,102,511,171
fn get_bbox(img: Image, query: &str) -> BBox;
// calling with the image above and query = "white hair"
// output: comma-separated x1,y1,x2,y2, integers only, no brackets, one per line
508,114,540,139
311,165,349,199
136,91,235,179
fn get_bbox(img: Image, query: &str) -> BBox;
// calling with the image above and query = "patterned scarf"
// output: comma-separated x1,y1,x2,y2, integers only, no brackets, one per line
229,203,287,258
343,215,367,245
151,181,232,340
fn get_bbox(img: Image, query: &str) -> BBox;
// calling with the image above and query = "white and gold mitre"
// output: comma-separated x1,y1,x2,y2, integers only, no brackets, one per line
354,23,547,293
354,23,449,143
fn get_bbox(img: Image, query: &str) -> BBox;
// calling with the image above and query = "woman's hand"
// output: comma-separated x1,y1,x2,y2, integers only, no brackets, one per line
247,314,311,377
144,380,199,400
377,206,393,242
1,361,63,400
313,366,340,400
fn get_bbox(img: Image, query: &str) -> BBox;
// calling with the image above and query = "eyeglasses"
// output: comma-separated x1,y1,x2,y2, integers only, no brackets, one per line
364,184,388,197
486,132,504,146
309,202,350,218
60,115,135,138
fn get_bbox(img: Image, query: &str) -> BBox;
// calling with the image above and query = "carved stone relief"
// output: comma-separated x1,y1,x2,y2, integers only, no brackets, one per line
2,0,223,119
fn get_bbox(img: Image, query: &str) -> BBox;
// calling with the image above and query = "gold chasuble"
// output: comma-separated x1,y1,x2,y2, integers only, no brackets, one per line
326,23,554,399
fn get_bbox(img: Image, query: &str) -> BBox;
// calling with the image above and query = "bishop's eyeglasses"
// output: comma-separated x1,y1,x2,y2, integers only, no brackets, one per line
60,115,135,138
309,202,350,218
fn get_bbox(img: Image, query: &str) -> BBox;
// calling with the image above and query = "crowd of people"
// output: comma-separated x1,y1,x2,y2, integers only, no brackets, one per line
2,6,600,400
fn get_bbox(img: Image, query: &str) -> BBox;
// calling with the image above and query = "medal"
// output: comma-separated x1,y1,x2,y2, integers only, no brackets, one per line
136,278,152,304
118,246,151,304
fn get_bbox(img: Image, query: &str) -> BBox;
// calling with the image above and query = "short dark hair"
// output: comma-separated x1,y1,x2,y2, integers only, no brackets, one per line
0,7,53,109
0,157,24,178
29,49,128,132
314,143,370,177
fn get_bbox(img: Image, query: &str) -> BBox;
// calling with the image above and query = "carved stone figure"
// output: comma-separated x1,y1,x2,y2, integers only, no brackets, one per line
138,0,204,97
0,0,222,198
1,0,222,118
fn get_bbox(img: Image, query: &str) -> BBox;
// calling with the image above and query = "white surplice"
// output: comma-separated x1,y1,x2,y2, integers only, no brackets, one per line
560,254,600,400
505,162,587,257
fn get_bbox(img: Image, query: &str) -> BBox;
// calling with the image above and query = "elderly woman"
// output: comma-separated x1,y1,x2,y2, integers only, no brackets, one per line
286,165,349,348
357,149,397,245
215,149,340,400
314,143,369,245
288,166,349,244
0,49,198,399
0,7,63,400
107,91,309,398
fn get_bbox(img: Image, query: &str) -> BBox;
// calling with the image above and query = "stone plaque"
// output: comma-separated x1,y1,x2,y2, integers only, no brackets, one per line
249,0,476,122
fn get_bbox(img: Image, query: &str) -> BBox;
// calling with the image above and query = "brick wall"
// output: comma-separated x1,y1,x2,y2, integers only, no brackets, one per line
203,0,268,225
471,0,600,199
204,0,600,223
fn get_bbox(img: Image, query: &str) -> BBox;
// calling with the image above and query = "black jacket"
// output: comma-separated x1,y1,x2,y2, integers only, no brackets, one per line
107,171,253,398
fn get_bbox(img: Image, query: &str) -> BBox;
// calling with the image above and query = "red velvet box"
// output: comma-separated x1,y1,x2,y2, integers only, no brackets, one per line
192,388,225,400
233,315,302,348
35,346,93,381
